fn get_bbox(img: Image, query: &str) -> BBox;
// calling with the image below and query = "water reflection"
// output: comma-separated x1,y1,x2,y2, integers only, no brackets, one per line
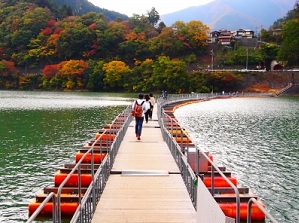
174,97,299,223
0,91,132,110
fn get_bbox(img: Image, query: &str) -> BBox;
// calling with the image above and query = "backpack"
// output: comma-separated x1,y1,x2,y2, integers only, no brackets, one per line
132,101,144,117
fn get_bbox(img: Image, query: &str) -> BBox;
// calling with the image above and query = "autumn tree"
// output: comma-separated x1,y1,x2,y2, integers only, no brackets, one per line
172,20,210,54
58,60,89,89
149,27,185,57
103,60,131,91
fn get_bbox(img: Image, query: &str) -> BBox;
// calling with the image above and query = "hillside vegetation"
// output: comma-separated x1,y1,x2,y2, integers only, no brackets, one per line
0,0,298,93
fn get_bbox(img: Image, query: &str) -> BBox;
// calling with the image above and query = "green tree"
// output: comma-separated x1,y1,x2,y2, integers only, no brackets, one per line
85,60,105,91
56,22,96,60
149,27,185,57
277,20,299,67
260,43,279,70
146,7,160,26
128,58,154,92
152,56,188,93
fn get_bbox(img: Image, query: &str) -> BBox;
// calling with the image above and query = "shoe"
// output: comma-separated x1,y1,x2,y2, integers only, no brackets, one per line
137,137,141,140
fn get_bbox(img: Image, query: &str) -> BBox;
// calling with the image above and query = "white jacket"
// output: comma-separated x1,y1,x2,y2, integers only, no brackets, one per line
132,99,150,117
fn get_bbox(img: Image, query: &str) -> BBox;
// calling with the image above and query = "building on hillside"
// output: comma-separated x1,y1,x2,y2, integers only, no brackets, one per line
271,28,282,36
208,28,256,45
232,29,255,39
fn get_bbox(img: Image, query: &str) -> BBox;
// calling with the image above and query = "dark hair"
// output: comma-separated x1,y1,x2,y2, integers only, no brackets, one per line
138,93,144,99
144,94,150,101
149,93,153,97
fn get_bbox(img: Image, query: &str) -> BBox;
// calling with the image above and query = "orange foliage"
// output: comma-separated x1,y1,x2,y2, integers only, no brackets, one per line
47,34,59,46
0,60,18,76
125,32,146,41
59,60,88,76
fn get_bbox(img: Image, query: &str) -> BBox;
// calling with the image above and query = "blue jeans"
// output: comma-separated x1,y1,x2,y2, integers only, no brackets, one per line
135,117,144,136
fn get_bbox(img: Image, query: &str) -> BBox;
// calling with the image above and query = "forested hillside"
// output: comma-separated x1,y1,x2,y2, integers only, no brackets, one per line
0,0,298,93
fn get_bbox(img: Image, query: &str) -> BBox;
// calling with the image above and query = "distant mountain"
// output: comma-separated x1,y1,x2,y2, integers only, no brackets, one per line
160,0,295,31
52,0,129,20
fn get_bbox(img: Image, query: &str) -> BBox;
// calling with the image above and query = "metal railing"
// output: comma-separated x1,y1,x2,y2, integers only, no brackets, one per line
26,192,57,223
157,93,278,223
70,106,132,223
27,105,132,223
247,198,279,223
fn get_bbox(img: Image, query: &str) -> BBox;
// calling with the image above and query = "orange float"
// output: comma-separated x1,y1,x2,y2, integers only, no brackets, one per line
75,152,106,163
168,129,184,135
175,137,192,144
28,201,78,216
219,202,266,221
95,133,115,140
207,154,214,166
203,176,237,187
54,173,92,187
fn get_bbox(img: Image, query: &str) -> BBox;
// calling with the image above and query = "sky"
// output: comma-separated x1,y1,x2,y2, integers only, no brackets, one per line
88,0,215,17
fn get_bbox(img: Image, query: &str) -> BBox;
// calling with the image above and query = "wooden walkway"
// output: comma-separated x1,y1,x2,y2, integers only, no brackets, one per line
91,107,197,223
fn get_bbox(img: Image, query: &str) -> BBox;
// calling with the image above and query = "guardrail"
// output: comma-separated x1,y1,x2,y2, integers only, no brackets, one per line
27,105,132,223
26,192,57,223
247,198,279,223
70,106,132,223
157,93,278,223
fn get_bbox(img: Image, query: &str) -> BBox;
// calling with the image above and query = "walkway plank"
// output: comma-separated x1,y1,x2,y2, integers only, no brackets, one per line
91,107,196,223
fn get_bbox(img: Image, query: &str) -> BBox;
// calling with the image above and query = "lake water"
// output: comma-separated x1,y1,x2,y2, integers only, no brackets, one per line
0,91,133,222
0,92,298,222
174,97,299,223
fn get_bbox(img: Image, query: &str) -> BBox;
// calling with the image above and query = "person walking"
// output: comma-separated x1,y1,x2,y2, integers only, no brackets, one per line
132,93,150,140
144,94,152,123
149,93,155,119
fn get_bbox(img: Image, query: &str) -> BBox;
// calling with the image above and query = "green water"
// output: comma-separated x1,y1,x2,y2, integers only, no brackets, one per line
0,91,134,222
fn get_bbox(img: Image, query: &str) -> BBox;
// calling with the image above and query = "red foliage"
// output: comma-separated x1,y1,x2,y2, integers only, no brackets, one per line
42,64,59,79
88,23,97,30
53,28,63,35
47,19,56,27
41,27,52,36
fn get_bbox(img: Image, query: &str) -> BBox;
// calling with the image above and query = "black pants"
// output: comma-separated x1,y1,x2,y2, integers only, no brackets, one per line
145,109,151,122
149,106,153,119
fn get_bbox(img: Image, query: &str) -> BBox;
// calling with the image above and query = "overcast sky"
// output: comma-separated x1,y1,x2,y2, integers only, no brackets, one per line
88,0,214,17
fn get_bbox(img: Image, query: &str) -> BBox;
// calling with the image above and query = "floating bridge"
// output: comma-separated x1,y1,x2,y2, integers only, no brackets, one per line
27,93,278,223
